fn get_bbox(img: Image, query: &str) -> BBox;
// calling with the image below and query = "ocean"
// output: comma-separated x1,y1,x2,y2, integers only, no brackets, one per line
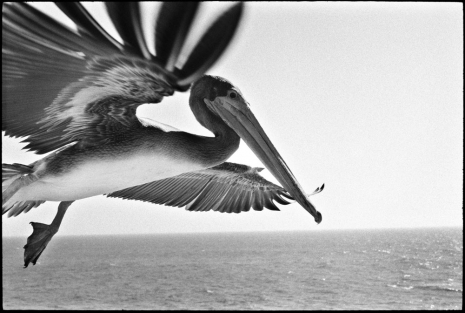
2,228,462,310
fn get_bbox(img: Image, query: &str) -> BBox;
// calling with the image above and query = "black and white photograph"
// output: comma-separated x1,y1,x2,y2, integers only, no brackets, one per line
2,2,462,310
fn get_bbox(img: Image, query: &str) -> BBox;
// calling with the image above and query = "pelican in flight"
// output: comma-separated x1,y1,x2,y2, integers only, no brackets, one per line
2,2,323,268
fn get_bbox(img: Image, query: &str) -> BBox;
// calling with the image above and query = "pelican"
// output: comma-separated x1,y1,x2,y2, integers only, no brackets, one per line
2,2,323,268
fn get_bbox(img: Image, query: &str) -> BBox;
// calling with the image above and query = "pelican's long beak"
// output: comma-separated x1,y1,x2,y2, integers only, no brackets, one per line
205,96,322,224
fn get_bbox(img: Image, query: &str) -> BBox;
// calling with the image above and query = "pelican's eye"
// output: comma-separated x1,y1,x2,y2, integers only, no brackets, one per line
229,91,237,99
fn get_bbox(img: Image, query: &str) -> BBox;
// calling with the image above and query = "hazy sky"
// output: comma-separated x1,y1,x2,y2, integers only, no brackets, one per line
2,2,463,237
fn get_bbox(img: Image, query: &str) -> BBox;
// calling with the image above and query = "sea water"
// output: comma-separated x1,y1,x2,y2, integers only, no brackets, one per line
2,228,462,310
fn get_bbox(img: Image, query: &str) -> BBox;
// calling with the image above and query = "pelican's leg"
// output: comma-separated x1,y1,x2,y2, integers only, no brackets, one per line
23,200,74,268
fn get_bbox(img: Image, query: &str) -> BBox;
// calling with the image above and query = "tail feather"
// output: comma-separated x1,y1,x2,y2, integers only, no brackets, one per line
4,200,45,217
2,163,33,183
2,163,45,216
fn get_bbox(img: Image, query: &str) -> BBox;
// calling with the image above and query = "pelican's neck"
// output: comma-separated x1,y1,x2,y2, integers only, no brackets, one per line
211,116,240,157
189,95,240,167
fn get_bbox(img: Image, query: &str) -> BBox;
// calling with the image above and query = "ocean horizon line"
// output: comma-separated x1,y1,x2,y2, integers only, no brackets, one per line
2,225,461,239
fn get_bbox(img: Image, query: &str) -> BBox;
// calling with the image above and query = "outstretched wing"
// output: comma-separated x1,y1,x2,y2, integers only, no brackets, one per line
107,162,294,213
2,2,243,154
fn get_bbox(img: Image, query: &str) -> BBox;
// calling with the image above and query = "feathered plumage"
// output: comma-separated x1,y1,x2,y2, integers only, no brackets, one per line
2,2,323,268
108,162,294,213
2,2,243,153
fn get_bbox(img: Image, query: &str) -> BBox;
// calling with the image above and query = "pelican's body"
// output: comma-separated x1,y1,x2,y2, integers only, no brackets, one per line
2,2,323,267
7,142,203,202
7,114,239,203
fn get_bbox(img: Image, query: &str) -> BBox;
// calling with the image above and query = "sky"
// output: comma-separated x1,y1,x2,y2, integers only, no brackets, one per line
2,2,463,237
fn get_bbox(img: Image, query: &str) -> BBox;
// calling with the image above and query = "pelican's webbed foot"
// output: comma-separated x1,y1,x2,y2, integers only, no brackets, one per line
23,222,59,268
23,201,74,268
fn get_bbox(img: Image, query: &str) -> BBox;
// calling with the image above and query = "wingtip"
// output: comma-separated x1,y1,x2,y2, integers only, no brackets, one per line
175,2,245,88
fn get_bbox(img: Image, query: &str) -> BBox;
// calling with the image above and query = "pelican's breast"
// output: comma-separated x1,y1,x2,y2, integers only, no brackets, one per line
11,135,205,202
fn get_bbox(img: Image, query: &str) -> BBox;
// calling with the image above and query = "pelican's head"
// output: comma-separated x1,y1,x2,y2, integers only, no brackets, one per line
191,75,322,224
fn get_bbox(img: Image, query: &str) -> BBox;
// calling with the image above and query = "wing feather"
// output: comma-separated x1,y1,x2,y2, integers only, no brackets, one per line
272,192,293,205
55,2,124,52
164,179,196,206
211,183,234,212
6,3,116,56
3,3,173,153
192,182,225,212
3,2,244,153
107,162,295,214
218,187,238,213
263,190,281,211
240,189,253,213
105,2,152,59
251,191,263,212
155,2,199,70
